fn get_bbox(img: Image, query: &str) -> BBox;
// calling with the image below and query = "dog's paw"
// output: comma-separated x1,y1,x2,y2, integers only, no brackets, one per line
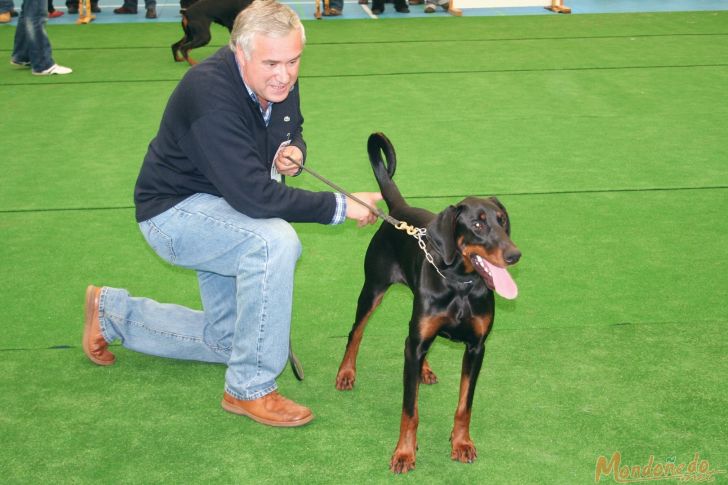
451,440,477,464
420,368,438,385
390,450,416,474
335,369,356,390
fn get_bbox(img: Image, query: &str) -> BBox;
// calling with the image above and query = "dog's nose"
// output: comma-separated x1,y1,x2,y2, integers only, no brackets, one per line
504,250,521,265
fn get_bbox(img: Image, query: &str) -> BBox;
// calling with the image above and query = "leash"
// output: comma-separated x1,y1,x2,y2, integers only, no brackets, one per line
284,156,447,279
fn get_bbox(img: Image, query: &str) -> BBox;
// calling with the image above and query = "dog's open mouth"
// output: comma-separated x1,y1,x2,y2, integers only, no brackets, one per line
470,254,518,300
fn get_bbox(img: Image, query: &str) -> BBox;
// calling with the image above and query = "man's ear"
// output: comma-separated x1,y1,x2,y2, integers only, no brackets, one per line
426,205,460,266
234,46,247,68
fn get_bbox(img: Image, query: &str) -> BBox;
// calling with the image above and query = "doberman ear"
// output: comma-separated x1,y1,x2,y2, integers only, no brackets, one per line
426,205,460,266
489,196,505,211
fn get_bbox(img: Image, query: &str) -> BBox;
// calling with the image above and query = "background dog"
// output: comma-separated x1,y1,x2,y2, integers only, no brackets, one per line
172,0,253,65
335,133,521,473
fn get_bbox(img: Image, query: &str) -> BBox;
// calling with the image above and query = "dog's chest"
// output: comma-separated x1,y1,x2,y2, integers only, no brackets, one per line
445,294,477,323
423,287,492,342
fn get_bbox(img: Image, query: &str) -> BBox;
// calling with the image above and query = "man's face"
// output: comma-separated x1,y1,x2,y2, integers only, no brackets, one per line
236,30,303,110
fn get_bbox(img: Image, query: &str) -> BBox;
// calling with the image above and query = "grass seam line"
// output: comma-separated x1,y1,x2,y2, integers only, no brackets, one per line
0,185,726,215
3,318,726,352
2,63,728,87
2,32,727,53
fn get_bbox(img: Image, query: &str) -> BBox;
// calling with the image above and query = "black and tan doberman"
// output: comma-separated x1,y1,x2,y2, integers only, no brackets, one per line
172,0,253,65
335,132,521,473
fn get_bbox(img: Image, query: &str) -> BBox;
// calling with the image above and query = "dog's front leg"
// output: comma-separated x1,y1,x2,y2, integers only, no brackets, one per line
390,334,429,473
450,341,486,463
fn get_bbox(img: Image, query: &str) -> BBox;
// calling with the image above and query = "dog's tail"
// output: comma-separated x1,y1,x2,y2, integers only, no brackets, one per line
368,132,406,211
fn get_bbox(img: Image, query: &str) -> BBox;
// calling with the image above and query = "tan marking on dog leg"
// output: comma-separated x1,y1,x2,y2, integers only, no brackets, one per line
418,313,448,341
391,404,419,473
335,294,384,390
420,358,438,384
471,314,493,340
451,363,477,463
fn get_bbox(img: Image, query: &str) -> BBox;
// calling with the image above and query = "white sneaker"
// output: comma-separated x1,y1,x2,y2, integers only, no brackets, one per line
32,63,73,76
424,3,436,12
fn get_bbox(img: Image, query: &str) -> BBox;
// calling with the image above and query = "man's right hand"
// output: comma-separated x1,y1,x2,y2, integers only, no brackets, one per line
346,192,383,227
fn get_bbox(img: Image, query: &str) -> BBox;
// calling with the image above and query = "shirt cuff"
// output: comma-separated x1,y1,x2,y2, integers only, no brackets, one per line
330,192,347,225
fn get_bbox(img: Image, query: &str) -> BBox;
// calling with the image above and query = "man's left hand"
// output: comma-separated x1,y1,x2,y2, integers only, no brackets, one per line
275,145,304,177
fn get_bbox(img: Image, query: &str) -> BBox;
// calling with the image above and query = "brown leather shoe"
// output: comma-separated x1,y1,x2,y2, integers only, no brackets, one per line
83,285,115,366
113,6,137,13
221,391,314,427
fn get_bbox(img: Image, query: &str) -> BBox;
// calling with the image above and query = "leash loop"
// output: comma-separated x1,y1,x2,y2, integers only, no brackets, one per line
285,156,447,280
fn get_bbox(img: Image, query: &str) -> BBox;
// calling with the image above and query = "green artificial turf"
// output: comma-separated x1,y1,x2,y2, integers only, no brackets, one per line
1,10,727,484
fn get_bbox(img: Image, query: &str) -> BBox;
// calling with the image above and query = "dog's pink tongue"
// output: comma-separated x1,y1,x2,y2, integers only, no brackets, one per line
484,259,518,300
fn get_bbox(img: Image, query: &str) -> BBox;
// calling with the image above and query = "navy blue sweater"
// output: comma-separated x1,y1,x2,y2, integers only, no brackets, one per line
134,47,337,224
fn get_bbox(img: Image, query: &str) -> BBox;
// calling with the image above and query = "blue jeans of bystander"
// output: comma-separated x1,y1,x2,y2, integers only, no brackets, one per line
12,0,54,72
0,0,14,14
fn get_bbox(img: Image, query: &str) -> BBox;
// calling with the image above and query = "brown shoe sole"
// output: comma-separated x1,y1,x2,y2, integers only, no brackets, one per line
221,399,314,427
83,285,115,366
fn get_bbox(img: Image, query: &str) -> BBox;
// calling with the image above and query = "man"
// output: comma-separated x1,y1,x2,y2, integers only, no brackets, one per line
83,0,381,427
9,0,72,75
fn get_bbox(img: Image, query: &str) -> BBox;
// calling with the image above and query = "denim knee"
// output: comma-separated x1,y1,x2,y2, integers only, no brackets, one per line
267,219,302,261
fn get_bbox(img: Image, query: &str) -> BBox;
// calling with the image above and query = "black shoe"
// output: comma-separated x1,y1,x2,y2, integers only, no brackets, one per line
394,3,409,12
113,5,137,13
145,7,157,18
91,4,101,12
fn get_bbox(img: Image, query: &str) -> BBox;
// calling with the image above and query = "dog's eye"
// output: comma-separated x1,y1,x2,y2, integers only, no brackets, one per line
497,214,507,227
473,221,487,232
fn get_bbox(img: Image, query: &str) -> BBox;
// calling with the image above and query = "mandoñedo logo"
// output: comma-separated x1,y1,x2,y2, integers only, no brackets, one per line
595,452,726,483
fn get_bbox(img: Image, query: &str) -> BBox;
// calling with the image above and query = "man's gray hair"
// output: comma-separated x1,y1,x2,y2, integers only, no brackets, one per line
229,0,306,58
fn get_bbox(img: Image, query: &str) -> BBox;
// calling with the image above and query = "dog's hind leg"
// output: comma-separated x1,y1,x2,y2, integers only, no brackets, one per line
172,16,190,62
180,18,213,66
335,282,387,390
172,37,186,62
420,358,438,384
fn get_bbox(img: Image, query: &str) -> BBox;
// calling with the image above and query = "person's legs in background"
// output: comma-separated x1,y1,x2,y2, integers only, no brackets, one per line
11,0,71,75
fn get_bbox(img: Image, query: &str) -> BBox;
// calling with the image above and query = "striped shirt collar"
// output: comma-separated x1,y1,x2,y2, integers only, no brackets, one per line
243,82,273,126
234,54,273,125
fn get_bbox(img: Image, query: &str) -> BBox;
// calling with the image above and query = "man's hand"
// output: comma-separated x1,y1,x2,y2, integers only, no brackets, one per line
275,145,304,177
346,192,383,227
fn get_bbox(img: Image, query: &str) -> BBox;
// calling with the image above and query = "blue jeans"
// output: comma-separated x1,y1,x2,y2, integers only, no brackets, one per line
0,0,14,14
12,0,54,72
99,193,302,400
